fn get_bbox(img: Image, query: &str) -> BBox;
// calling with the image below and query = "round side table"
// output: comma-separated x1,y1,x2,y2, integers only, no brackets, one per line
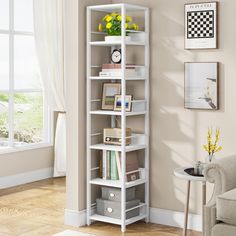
174,167,206,236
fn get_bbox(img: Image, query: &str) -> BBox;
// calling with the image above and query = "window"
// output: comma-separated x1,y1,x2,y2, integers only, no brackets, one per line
0,0,50,149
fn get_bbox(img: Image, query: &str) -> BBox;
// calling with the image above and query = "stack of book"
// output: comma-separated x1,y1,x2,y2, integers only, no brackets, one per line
99,64,137,77
101,150,140,182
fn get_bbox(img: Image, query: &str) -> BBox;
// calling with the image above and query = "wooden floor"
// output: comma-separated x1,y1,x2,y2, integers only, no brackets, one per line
0,178,201,236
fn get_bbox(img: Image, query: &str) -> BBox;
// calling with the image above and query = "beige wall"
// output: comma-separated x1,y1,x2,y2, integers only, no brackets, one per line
65,0,111,212
0,146,53,177
66,0,236,215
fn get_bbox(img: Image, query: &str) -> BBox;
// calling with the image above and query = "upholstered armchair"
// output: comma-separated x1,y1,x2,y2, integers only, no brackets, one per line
204,155,236,236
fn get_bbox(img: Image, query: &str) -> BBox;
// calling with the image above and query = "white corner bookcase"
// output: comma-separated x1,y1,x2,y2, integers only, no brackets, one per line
86,3,150,232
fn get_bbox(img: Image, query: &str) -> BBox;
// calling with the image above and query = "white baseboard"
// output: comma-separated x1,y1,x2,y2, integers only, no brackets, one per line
64,207,202,232
64,209,87,227
0,167,53,189
149,207,202,232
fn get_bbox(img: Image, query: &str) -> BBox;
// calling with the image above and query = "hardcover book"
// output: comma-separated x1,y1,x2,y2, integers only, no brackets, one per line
115,151,140,182
110,151,119,180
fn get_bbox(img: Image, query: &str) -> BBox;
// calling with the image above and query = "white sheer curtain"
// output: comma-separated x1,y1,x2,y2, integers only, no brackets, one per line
33,0,66,177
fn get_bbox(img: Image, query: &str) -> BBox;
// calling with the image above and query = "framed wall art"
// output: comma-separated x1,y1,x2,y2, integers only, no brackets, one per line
101,83,121,110
184,62,219,110
185,2,218,49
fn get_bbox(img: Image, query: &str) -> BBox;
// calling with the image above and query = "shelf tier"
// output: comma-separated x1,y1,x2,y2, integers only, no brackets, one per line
90,213,147,226
91,30,145,35
90,143,147,152
90,110,146,116
89,41,145,46
91,65,146,68
88,3,149,12
90,177,147,188
89,76,146,81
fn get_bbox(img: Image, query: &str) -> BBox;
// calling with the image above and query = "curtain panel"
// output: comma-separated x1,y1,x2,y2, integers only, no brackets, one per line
33,0,66,177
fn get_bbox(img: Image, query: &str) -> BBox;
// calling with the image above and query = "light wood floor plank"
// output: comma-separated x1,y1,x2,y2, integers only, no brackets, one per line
0,178,201,236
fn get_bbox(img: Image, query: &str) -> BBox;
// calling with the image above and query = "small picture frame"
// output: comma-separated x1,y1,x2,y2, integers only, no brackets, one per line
114,95,132,112
184,62,219,110
102,83,121,110
185,2,218,49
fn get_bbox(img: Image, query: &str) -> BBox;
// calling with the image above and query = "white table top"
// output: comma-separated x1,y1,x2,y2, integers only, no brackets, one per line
174,167,206,182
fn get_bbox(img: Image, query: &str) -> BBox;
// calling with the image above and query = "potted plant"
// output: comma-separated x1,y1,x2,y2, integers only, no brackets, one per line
98,12,139,42
203,127,222,163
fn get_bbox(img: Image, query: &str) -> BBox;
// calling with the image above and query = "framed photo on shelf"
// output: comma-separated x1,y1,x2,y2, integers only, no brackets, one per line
184,62,219,110
185,2,218,49
101,83,121,110
114,95,132,112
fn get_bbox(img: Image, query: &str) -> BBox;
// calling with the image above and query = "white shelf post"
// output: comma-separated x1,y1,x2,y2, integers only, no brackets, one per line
86,6,92,226
121,4,127,233
144,8,150,223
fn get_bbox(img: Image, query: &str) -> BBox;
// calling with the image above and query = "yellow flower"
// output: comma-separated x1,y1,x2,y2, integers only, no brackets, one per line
111,12,118,17
125,23,129,29
126,15,132,22
98,23,103,32
203,145,209,152
215,146,222,152
106,16,113,22
106,22,112,29
117,15,122,21
132,23,139,30
102,14,109,21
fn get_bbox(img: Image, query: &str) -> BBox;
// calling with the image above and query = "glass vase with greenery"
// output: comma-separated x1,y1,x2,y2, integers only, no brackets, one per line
203,127,222,163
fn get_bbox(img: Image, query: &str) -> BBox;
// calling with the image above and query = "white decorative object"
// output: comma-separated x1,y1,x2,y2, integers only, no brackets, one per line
185,2,218,49
105,35,131,42
87,3,150,233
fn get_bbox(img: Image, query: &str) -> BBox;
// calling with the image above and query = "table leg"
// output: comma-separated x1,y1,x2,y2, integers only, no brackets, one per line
202,182,206,236
183,180,191,236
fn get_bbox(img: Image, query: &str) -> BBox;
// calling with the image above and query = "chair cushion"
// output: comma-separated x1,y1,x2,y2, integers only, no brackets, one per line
217,188,236,226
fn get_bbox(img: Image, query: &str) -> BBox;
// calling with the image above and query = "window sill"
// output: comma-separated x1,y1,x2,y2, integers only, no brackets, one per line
0,143,53,155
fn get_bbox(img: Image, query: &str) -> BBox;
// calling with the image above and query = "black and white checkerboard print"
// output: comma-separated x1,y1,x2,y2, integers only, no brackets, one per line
187,10,214,39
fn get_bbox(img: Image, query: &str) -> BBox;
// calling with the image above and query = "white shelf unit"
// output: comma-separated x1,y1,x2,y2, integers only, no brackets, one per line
87,4,150,232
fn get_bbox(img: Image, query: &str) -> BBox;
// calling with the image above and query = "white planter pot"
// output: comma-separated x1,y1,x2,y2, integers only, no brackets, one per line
105,36,131,42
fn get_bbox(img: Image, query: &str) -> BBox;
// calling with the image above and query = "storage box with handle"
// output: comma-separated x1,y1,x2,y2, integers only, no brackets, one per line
96,198,140,219
101,187,135,202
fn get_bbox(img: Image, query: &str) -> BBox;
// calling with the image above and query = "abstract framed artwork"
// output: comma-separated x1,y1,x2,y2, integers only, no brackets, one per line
185,2,218,49
184,62,219,110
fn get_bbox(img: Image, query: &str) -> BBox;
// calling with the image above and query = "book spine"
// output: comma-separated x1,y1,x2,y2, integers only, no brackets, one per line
102,69,136,72
110,151,119,180
102,64,135,69
115,151,121,180
102,150,107,180
99,71,137,77
107,151,111,180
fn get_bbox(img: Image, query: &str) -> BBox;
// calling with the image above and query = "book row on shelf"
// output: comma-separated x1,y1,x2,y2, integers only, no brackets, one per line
99,63,138,77
99,150,142,182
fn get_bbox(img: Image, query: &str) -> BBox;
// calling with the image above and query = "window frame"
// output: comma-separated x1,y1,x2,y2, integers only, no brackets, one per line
0,0,52,152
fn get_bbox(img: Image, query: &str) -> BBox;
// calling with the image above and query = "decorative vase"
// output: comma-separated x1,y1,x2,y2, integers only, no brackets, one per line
205,154,214,164
105,35,131,42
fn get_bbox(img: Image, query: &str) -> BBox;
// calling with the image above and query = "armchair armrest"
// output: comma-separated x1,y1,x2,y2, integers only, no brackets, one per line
204,155,236,205
203,156,236,236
